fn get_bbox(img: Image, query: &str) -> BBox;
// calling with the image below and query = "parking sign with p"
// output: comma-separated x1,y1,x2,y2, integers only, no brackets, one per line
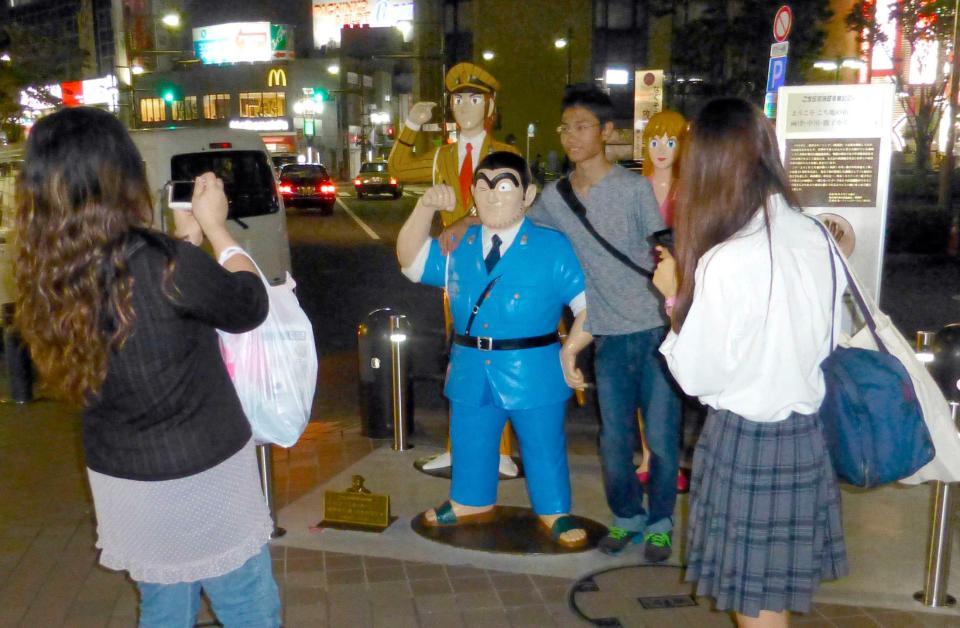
767,57,788,93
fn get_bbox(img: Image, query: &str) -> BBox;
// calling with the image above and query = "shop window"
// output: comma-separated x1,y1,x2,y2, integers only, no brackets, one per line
139,98,165,123
172,96,198,121
239,92,286,118
203,93,230,120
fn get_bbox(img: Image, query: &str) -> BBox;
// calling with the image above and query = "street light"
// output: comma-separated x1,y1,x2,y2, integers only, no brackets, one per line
482,50,494,61
813,57,866,83
327,64,340,75
161,12,181,28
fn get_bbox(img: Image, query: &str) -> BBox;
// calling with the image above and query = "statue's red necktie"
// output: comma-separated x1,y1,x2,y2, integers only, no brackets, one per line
459,142,473,211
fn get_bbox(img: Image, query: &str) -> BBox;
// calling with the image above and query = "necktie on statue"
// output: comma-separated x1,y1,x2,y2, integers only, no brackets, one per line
485,234,502,274
459,142,474,211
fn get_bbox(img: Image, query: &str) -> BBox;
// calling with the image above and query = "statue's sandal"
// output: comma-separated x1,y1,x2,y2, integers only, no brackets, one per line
539,514,588,549
423,500,498,527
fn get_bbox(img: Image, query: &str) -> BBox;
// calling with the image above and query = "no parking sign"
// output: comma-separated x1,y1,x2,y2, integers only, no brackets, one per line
765,5,793,118
773,5,793,42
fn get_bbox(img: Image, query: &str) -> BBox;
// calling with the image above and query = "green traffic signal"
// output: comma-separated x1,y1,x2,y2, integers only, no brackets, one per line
159,83,181,103
313,87,329,103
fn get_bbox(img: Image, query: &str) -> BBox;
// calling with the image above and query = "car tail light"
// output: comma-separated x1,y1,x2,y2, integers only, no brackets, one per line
209,142,232,149
321,184,336,194
354,178,362,186
389,177,398,185
279,183,293,194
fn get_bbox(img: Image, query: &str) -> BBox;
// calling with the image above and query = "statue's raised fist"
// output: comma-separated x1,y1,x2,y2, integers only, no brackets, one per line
420,184,457,214
408,101,437,126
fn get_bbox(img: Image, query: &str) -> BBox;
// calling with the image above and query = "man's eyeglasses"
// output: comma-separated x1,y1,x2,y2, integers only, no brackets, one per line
557,123,600,136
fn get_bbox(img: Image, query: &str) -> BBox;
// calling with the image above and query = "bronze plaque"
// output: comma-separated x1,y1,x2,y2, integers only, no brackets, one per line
321,476,390,530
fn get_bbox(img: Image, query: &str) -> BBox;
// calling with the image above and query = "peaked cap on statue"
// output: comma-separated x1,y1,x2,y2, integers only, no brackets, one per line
445,62,500,94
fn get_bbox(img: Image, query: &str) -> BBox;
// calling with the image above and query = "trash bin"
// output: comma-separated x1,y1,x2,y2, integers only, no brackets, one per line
932,323,960,403
3,327,33,403
358,307,414,438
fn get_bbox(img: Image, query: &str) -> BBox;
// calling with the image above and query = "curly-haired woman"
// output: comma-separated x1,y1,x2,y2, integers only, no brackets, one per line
14,106,280,627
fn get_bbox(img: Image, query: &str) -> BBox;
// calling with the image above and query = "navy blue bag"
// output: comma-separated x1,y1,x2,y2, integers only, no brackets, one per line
815,220,935,488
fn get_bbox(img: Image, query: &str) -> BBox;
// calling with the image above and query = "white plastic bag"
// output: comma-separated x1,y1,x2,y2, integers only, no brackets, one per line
218,261,317,448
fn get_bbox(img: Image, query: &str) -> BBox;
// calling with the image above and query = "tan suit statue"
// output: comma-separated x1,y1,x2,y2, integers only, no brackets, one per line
388,62,520,227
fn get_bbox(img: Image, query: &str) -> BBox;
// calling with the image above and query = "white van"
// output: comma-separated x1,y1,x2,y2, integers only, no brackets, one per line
131,128,291,285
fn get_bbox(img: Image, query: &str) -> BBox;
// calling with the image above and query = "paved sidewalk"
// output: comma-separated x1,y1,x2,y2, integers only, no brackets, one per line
2,388,959,627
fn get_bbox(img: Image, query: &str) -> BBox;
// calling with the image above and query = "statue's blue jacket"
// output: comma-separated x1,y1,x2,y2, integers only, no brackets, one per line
420,218,585,410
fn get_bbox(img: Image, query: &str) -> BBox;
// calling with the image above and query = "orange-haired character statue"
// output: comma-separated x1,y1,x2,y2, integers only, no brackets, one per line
638,110,690,492
641,110,687,227
388,62,520,228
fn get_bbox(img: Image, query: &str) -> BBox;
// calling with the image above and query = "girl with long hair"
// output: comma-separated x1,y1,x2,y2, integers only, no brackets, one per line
653,98,848,627
14,106,280,626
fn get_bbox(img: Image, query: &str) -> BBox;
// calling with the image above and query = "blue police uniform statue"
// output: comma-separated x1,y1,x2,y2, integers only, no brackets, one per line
415,218,585,515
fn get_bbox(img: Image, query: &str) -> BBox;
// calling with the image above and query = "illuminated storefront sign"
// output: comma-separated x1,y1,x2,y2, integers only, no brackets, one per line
267,68,287,87
20,75,118,115
229,118,291,131
194,22,295,65
312,0,414,47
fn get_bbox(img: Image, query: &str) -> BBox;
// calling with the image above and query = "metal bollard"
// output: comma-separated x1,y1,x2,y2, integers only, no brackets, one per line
389,314,413,451
256,443,286,539
914,329,958,607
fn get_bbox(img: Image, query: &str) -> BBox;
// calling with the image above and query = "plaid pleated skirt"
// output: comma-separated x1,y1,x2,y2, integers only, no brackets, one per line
685,408,848,617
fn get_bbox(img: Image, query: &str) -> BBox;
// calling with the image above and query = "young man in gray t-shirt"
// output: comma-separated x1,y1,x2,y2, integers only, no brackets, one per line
525,85,681,560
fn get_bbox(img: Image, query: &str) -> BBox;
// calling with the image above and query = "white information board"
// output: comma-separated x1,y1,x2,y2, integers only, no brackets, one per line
775,83,895,302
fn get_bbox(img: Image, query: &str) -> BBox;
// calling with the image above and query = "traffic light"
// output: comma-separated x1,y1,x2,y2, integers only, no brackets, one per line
386,126,394,138
159,83,181,103
313,87,330,103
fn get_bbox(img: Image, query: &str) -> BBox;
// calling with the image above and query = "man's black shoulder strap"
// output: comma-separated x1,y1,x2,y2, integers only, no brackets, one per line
555,177,653,280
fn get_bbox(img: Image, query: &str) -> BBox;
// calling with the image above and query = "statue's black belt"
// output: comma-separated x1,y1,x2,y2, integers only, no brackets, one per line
453,332,559,351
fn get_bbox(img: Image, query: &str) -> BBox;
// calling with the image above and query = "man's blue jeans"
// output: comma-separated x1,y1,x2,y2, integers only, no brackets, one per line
595,327,681,532
137,545,280,628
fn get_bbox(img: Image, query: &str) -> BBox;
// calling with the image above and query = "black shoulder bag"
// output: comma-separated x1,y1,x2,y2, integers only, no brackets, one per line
555,177,653,280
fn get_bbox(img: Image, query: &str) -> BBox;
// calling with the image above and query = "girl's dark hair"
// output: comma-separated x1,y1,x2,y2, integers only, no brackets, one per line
561,84,615,125
474,151,532,188
14,106,155,403
671,97,800,331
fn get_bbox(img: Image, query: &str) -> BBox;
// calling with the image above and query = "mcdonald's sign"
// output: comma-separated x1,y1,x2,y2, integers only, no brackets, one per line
267,68,287,87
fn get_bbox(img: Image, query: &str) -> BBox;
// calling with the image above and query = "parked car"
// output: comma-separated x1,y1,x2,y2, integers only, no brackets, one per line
354,162,401,199
279,163,337,214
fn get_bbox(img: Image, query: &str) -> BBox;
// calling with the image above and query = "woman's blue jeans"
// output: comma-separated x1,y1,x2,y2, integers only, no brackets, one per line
595,327,681,531
137,545,280,628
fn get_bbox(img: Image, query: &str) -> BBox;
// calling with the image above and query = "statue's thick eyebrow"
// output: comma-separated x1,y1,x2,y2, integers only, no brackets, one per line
475,171,520,187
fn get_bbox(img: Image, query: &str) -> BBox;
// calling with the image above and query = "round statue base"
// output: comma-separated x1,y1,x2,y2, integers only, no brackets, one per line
413,454,524,480
411,506,605,555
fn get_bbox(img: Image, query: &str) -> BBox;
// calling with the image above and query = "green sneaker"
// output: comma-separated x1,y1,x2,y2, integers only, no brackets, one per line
598,526,641,555
643,530,672,563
